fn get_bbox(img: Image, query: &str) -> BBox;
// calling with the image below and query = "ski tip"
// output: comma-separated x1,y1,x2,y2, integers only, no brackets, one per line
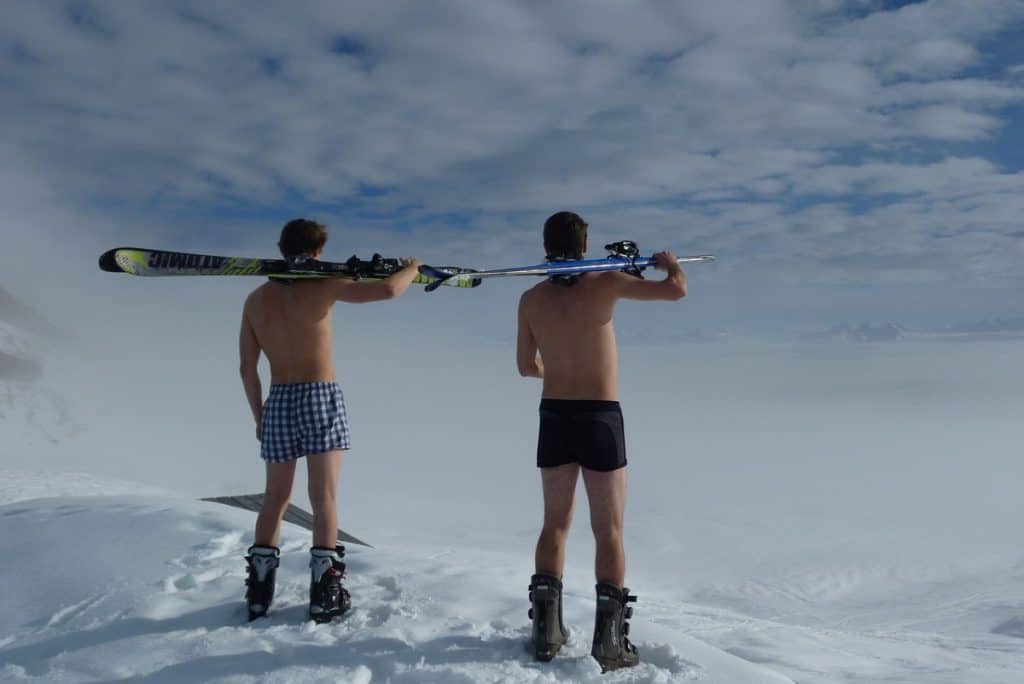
98,248,123,272
677,254,716,264
418,264,452,280
418,264,450,293
99,247,150,273
419,264,482,291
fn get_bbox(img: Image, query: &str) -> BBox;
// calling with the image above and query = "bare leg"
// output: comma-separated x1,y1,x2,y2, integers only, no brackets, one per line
307,450,343,548
582,467,627,587
535,464,580,577
254,460,297,547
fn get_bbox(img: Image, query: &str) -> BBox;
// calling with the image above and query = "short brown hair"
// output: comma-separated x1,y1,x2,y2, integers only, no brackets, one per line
543,211,588,260
278,218,327,258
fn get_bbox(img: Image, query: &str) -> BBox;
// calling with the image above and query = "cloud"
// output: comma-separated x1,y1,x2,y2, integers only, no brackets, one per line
884,38,979,79
0,0,1022,334
898,104,1003,140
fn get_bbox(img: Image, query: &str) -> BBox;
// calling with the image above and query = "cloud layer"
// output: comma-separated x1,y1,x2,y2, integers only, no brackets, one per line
1,0,1022,331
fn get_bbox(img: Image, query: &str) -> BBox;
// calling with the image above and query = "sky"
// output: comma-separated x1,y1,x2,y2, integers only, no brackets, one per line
0,0,1022,337
2,9,1023,681
1,13,1023,672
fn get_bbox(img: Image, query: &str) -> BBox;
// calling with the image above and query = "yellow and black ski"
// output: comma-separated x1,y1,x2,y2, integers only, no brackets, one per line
99,247,480,288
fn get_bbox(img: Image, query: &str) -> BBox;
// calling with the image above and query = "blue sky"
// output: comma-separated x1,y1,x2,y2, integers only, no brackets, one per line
1,0,1023,334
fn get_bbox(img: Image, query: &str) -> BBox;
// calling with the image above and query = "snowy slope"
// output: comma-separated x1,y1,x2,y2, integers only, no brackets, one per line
0,468,169,506
1,473,1023,682
0,377,78,447
2,339,1024,682
0,491,791,684
0,315,79,447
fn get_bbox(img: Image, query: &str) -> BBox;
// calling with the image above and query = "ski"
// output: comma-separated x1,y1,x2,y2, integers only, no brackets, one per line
99,247,481,288
420,240,714,292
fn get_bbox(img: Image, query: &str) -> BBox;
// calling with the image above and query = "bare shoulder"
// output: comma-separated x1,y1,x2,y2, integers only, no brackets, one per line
518,282,545,317
597,270,631,284
243,283,264,309
592,270,631,294
520,281,545,304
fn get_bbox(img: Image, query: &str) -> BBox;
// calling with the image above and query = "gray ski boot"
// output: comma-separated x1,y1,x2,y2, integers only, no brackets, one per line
528,573,569,661
591,583,639,672
309,545,351,623
244,545,280,621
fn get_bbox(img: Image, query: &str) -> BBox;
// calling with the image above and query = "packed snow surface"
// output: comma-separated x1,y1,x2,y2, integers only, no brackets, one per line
1,472,1022,683
0,490,791,683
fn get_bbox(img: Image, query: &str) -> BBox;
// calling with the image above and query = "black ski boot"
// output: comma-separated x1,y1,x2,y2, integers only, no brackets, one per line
591,583,639,672
244,545,280,621
528,573,569,661
309,545,351,623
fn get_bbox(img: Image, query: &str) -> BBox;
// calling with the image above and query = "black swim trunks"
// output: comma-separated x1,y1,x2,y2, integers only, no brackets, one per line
537,399,627,472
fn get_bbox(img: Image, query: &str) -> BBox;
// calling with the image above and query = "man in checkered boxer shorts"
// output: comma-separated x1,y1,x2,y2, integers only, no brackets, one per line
260,382,350,463
238,218,422,623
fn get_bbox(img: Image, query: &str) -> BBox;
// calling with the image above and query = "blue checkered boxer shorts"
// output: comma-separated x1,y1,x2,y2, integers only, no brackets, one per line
260,381,351,463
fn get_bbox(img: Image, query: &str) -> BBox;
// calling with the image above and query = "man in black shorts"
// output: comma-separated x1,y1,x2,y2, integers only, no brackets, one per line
537,400,626,472
516,211,687,671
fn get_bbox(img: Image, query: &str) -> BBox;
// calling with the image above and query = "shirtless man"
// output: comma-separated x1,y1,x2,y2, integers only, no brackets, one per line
517,211,686,670
239,218,422,623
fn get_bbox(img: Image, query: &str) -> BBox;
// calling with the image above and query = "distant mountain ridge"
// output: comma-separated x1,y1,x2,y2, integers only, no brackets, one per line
801,323,906,342
801,319,1024,342
935,318,1024,334
0,319,43,381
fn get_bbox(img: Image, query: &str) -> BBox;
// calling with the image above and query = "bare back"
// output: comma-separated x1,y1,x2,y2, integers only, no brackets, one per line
517,259,687,401
243,280,337,384
520,273,620,400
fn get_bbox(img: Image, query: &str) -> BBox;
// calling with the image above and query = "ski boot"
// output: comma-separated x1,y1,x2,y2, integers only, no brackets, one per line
528,573,569,661
309,545,351,623
591,583,639,672
244,545,280,621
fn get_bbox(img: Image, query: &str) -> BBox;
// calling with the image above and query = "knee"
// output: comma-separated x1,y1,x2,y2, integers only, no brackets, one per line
260,494,290,516
541,519,572,544
307,487,336,510
593,526,623,551
263,480,294,512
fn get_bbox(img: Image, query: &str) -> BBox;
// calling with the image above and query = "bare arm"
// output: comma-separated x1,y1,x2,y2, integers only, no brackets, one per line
239,308,263,439
516,293,544,378
609,251,687,301
330,258,424,303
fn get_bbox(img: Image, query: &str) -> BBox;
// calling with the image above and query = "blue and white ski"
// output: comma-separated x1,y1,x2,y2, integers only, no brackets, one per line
419,241,714,292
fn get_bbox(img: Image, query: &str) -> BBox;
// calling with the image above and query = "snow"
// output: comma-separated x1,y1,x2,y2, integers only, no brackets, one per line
1,338,1023,682
0,492,790,683
0,314,79,447
0,468,168,506
0,321,34,359
1,470,1023,682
